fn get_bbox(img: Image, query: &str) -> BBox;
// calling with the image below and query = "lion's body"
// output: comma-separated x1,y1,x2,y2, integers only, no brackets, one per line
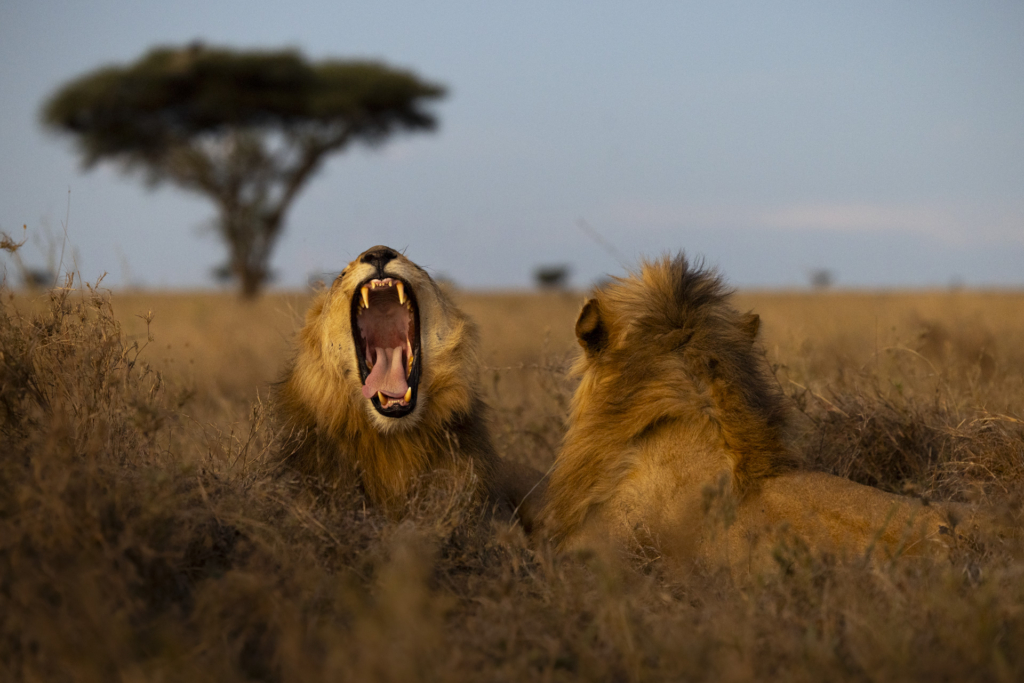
543,255,954,572
276,246,543,522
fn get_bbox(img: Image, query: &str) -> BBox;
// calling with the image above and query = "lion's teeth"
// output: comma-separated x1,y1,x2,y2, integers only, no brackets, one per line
403,387,412,402
361,285,370,309
406,353,414,377
396,281,405,305
377,391,386,405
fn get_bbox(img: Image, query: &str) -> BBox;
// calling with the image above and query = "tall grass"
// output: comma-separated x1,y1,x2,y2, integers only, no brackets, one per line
2,278,1023,681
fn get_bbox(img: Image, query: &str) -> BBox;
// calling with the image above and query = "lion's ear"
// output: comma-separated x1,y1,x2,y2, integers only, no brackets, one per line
741,312,760,341
576,299,607,354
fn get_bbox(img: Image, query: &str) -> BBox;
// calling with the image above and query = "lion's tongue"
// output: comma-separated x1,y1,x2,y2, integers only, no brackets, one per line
361,346,409,400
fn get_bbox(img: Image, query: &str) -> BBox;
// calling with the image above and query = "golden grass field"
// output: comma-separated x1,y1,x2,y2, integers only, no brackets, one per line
3,275,1024,682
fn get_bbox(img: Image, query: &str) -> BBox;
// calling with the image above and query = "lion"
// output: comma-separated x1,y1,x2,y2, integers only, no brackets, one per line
276,245,544,526
541,254,962,574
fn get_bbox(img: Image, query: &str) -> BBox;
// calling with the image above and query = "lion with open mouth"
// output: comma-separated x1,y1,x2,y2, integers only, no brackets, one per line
276,245,544,525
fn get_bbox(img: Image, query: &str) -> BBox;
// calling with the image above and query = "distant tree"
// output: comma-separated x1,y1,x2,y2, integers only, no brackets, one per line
43,44,445,298
534,264,571,290
809,268,834,290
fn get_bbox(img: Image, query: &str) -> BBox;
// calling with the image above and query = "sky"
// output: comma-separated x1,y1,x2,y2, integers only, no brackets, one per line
1,1,1023,290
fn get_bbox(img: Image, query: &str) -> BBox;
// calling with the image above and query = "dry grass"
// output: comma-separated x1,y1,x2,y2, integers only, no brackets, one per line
2,278,1024,682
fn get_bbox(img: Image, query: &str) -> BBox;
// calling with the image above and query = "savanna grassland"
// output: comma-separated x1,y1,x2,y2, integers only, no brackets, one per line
3,271,1024,682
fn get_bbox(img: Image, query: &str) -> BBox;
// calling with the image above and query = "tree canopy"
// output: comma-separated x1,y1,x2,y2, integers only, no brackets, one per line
43,44,446,297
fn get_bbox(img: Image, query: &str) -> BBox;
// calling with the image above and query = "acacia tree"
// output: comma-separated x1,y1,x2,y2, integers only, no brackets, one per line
43,44,445,297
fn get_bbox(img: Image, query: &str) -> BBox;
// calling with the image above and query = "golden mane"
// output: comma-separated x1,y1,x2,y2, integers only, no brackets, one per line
276,246,544,523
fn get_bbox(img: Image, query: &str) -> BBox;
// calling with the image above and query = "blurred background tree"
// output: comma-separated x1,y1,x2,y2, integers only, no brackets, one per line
42,44,445,298
533,264,571,290
809,268,834,290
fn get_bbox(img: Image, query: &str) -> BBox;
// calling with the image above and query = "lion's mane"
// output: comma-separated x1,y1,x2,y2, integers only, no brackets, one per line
276,246,541,520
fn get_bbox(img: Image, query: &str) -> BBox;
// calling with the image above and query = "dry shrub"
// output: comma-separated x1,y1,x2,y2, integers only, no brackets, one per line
795,388,1024,502
785,321,1024,539
2,279,1024,682
0,281,509,682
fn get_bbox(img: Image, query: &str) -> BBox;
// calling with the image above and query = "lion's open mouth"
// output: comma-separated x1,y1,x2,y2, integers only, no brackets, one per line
351,276,421,418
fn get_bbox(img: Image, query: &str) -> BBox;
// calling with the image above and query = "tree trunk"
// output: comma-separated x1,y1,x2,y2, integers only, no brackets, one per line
219,205,280,300
232,240,270,300
238,266,263,300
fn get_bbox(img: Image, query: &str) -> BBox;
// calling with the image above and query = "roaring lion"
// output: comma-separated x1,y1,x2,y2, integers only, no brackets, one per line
276,245,544,525
542,254,960,573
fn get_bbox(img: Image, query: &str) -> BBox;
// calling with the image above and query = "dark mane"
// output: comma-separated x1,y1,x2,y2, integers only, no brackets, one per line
543,253,803,545
607,254,800,490
668,255,733,325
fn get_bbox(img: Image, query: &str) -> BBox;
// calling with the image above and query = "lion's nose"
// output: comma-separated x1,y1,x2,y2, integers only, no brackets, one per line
360,245,399,274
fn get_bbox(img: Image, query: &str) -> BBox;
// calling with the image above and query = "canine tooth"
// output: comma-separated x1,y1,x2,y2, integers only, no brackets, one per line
407,352,414,376
403,387,412,402
377,391,386,404
396,281,406,304
361,286,370,309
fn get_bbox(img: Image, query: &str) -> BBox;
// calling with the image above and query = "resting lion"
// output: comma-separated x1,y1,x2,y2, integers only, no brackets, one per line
277,245,544,526
542,255,960,573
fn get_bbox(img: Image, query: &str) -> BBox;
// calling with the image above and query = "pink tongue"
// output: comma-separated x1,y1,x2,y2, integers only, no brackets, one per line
361,346,409,399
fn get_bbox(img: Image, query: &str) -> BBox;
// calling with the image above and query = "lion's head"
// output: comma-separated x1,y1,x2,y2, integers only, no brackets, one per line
309,244,478,433
276,245,485,505
572,254,791,469
543,254,798,547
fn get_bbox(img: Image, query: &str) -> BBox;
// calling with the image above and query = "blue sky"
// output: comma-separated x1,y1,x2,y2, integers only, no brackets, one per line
1,1,1022,289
